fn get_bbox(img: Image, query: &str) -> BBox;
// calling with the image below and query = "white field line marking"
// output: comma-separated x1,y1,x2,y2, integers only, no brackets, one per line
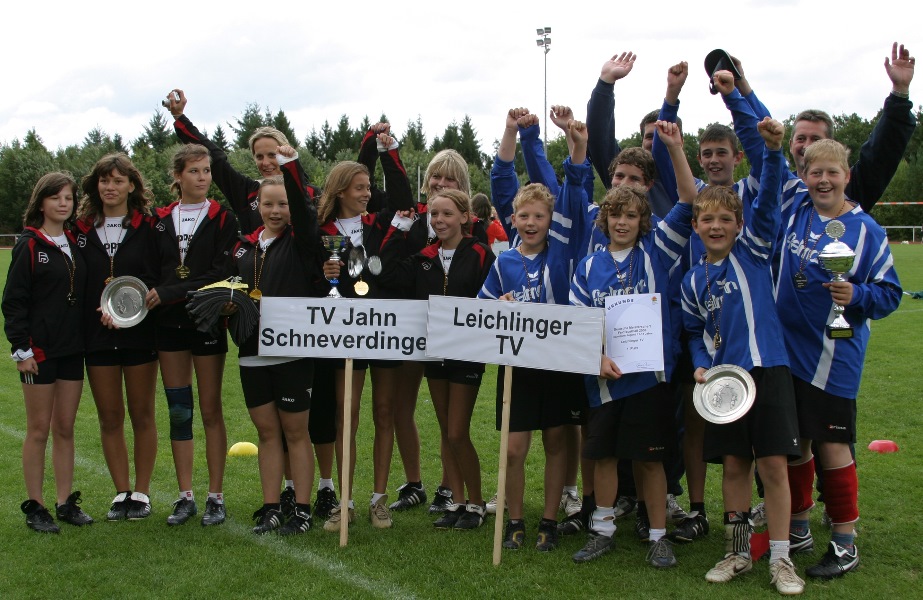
0,420,416,600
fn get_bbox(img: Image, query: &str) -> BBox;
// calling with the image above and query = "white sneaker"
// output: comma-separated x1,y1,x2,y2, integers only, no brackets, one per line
613,495,637,519
705,553,753,583
486,493,498,515
666,494,688,523
560,490,582,517
751,501,768,528
770,557,805,595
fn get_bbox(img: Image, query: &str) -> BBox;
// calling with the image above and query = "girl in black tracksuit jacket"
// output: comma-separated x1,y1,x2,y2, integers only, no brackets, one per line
74,153,160,521
314,125,414,530
230,155,324,534
376,188,495,530
3,172,91,531
146,144,237,527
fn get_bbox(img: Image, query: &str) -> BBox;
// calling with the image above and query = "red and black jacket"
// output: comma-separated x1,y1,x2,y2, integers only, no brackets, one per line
151,199,238,329
74,211,159,352
231,160,325,357
377,234,494,301
173,114,320,234
2,228,86,361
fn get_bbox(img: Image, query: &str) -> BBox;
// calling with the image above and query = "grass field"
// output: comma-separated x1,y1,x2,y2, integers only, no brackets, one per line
1,245,921,599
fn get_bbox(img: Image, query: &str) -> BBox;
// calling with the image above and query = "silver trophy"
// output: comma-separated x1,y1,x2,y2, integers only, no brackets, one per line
322,235,349,298
817,220,856,339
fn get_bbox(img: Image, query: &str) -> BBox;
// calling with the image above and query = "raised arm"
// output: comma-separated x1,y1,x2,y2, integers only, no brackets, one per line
518,108,560,195
848,41,916,212
376,131,414,212
747,118,785,253
655,121,695,205
587,52,634,187
492,108,526,240
714,69,766,181
652,61,689,203
279,153,320,256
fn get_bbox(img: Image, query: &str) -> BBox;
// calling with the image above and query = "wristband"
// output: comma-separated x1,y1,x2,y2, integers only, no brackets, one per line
891,89,910,99
11,348,34,362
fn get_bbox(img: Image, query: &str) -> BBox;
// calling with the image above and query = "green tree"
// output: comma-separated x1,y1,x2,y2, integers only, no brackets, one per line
330,115,356,159
458,115,483,169
229,103,266,149
271,110,299,148
212,124,230,153
136,111,175,152
404,116,426,152
0,132,56,232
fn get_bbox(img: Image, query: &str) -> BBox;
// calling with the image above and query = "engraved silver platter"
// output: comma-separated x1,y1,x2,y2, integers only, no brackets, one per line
101,276,149,328
693,364,756,424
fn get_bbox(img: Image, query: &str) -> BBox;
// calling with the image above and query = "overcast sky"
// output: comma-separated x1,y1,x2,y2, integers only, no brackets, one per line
2,0,918,156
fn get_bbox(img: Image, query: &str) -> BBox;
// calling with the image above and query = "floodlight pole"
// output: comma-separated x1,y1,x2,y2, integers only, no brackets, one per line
535,27,551,145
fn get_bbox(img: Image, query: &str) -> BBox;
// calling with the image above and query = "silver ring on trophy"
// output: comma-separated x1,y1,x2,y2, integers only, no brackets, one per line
322,235,349,298
817,219,856,339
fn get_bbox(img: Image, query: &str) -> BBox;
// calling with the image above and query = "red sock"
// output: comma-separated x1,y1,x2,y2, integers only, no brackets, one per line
788,457,815,515
823,462,859,524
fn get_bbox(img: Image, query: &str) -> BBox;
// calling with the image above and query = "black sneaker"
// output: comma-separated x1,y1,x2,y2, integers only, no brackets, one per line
428,486,453,514
668,511,709,543
433,504,462,529
166,498,197,526
635,512,651,542
56,491,94,526
502,519,526,549
22,499,60,534
280,486,296,518
572,532,613,563
536,518,558,552
201,498,226,526
126,492,152,520
805,541,859,579
252,505,284,534
790,528,814,554
389,482,427,511
454,503,486,530
557,511,586,536
279,505,312,536
314,487,338,520
107,492,130,521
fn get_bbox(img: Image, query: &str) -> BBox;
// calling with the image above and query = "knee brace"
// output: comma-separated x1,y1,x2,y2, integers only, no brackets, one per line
822,462,859,525
165,386,194,441
788,457,816,514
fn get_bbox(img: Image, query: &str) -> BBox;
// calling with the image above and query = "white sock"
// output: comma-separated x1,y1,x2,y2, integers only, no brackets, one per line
284,480,294,490
563,485,578,495
769,539,791,564
180,490,194,502
319,478,334,491
208,492,224,504
371,492,385,506
649,528,666,542
591,506,617,537
347,499,355,510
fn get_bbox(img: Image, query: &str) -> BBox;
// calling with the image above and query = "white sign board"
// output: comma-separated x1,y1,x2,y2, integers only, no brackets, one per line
258,297,430,360
425,296,604,375
604,293,664,374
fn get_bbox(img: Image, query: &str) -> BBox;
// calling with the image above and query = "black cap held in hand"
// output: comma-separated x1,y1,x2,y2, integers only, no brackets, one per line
704,49,742,95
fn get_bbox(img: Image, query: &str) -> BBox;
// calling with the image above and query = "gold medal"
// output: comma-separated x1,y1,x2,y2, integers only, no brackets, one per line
249,289,263,301
175,264,190,279
104,276,114,284
354,280,370,296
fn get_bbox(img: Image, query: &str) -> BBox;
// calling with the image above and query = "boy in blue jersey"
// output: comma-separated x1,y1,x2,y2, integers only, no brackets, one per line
569,120,693,568
482,111,590,551
776,139,902,580
681,117,805,595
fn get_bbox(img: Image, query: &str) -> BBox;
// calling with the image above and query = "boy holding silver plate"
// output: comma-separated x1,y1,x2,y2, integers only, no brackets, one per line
681,118,806,594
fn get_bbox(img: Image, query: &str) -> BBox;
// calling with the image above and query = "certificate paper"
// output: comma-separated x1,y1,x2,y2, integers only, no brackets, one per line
604,294,664,374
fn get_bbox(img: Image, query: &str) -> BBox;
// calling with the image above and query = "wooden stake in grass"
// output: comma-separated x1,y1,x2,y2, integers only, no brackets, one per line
340,357,353,547
492,364,514,566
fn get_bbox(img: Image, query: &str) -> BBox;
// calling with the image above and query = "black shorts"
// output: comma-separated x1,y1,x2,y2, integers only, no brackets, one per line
582,383,675,462
157,326,228,356
85,349,158,368
21,354,84,385
495,367,584,432
425,359,484,386
703,366,801,463
308,358,337,444
793,376,857,444
240,359,313,413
